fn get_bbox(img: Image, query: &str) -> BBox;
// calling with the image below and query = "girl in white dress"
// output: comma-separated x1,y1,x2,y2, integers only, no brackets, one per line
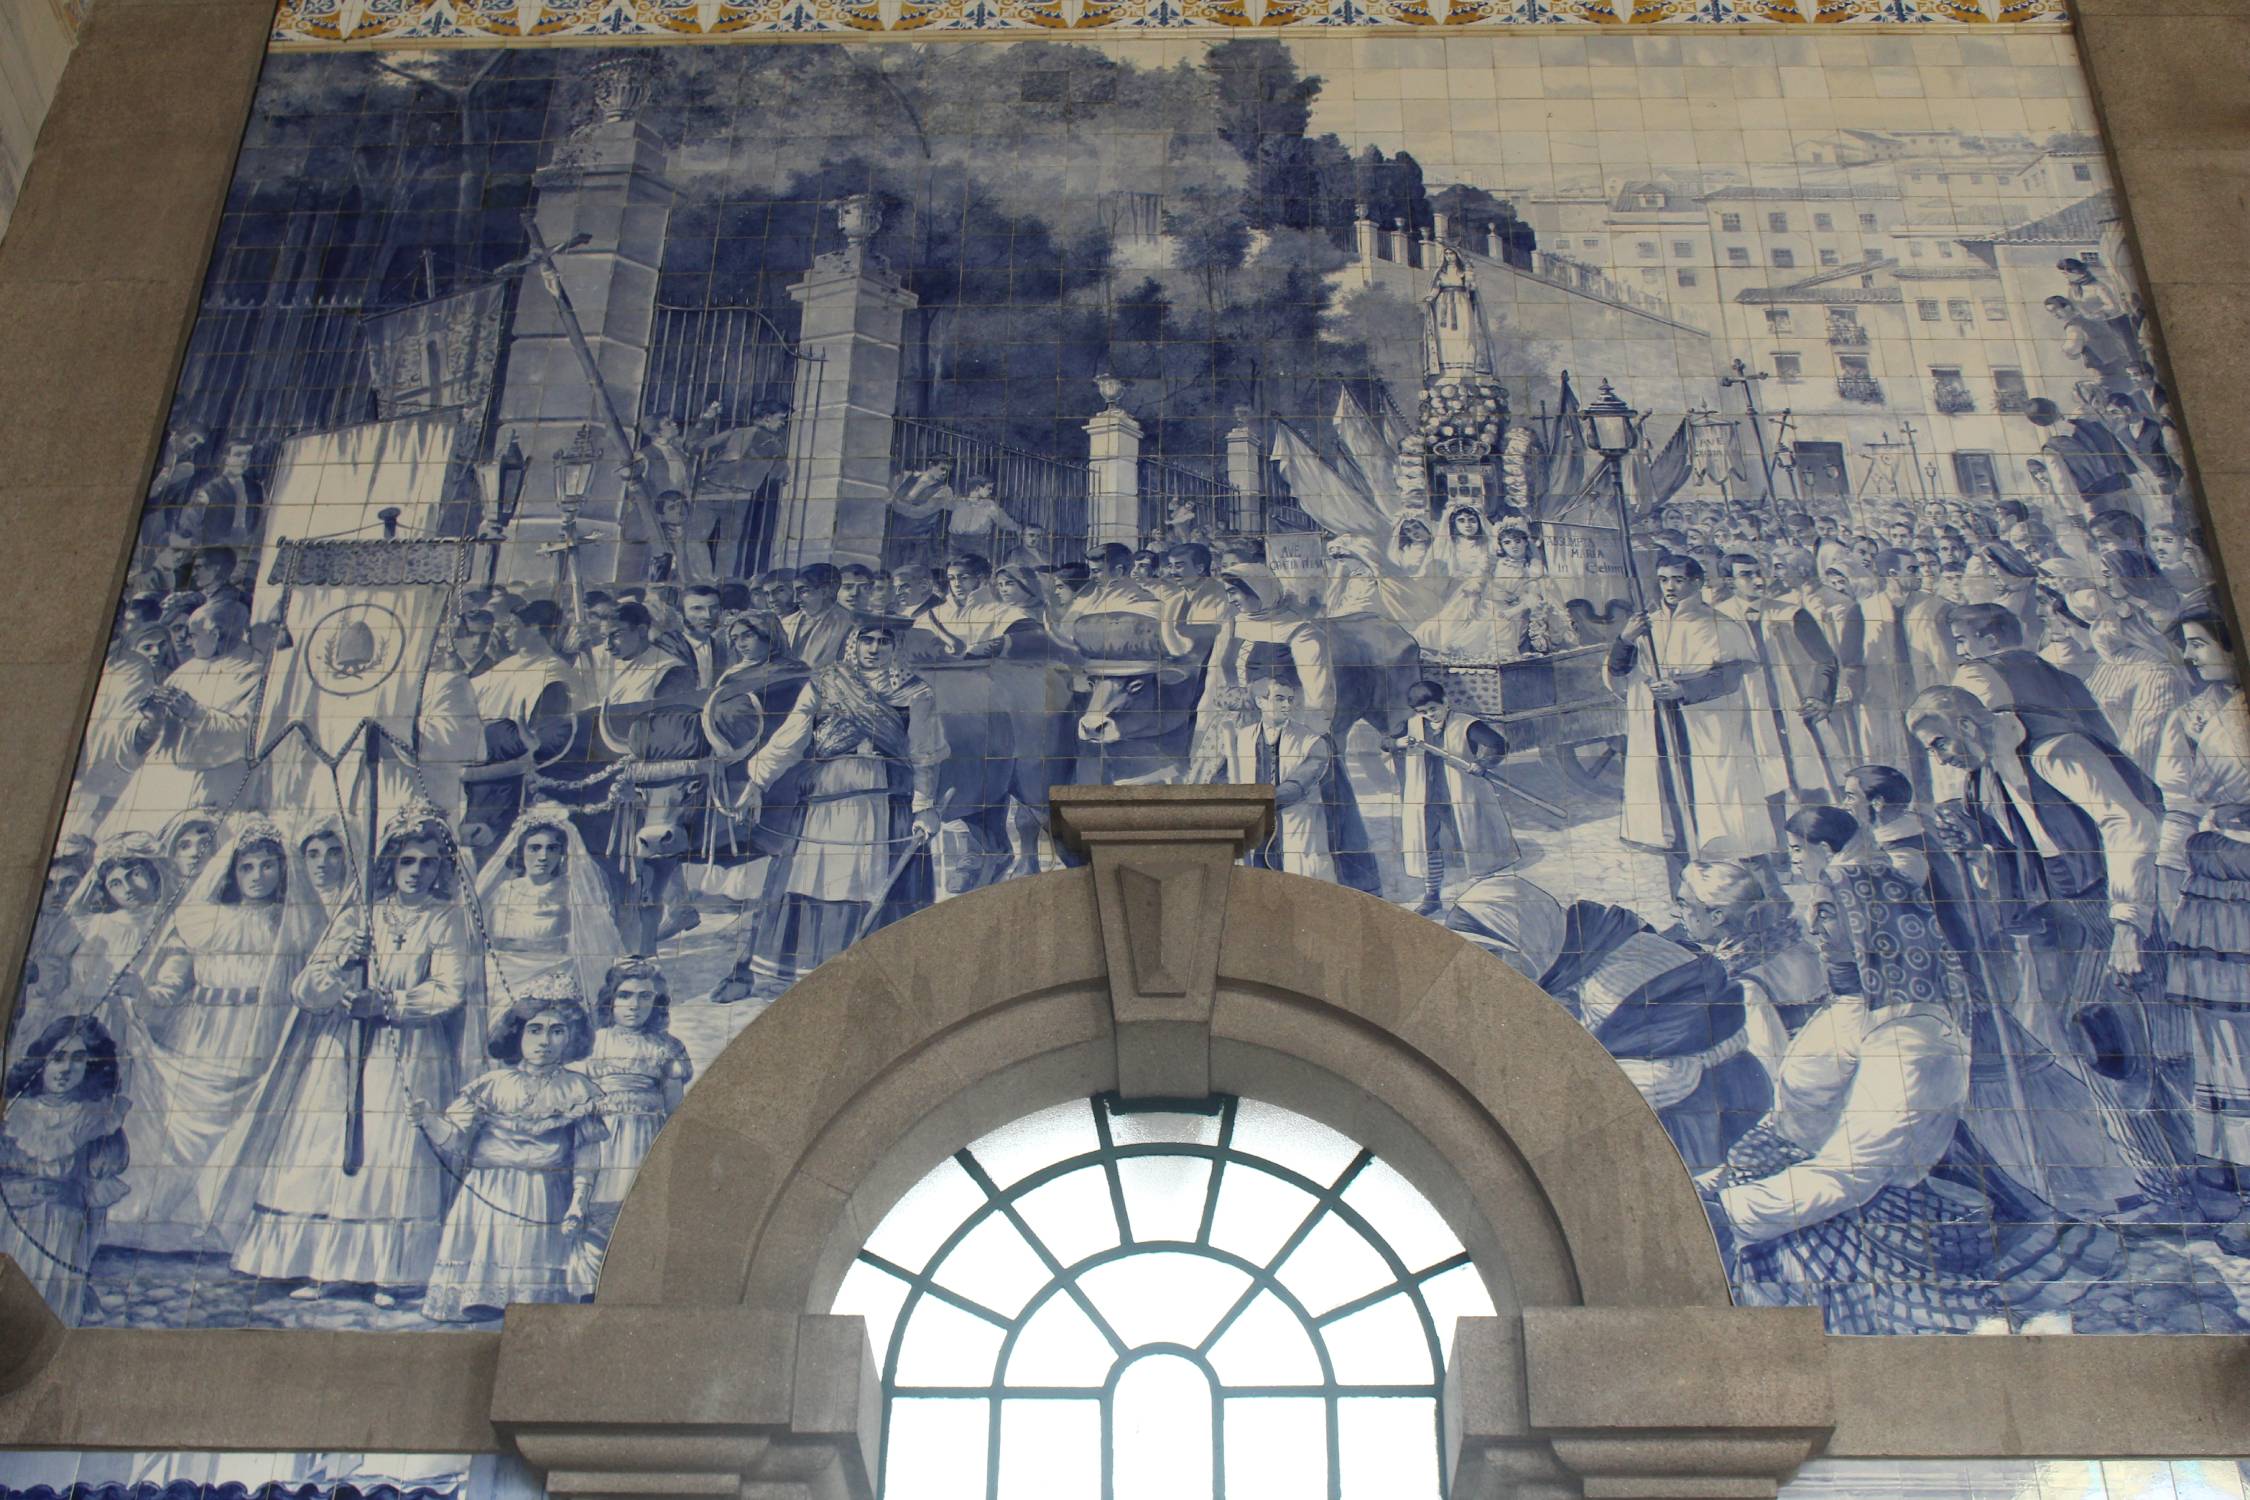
574,957,693,1286
65,833,173,1033
107,817,319,1252
413,972,606,1322
472,803,623,1011
0,1014,129,1322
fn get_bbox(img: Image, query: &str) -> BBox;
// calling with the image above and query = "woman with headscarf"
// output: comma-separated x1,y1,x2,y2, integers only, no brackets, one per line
472,802,624,1012
1454,872,1770,1172
105,815,321,1253
2077,554,2192,767
715,623,948,1001
1387,512,1439,580
1674,860,1813,1057
1197,563,1335,734
1704,856,1991,1330
66,833,174,1033
160,807,222,892
2156,613,2250,1255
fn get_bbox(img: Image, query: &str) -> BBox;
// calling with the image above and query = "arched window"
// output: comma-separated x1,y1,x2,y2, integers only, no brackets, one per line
831,1094,1497,1500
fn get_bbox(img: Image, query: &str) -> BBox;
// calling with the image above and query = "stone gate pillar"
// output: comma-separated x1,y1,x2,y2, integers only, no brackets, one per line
1085,371,1144,546
494,55,676,586
775,195,918,570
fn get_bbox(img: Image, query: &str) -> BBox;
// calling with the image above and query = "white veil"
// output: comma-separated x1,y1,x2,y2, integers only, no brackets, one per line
471,800,624,1008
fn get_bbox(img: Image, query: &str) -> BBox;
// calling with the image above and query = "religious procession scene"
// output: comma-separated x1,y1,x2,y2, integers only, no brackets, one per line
5,36,2248,1339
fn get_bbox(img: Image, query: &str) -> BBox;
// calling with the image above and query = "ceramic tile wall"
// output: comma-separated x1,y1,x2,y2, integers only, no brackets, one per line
0,1452,532,1500
5,25,2244,1339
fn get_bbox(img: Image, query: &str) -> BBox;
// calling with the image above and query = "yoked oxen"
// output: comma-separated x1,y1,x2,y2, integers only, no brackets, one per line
1069,605,1212,786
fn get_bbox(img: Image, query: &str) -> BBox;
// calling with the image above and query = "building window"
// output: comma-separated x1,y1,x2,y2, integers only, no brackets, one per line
1828,310,1868,347
1774,352,1803,382
1673,240,1693,257
1918,299,1942,321
1678,268,1698,287
1820,249,1840,267
1859,212,1878,230
1994,366,2032,412
1765,309,1794,332
1839,355,1883,404
1773,248,1796,268
1720,212,1743,232
1946,298,1973,321
1637,240,1658,257
2075,162,2095,181
1727,246,1751,265
1984,298,2008,322
1938,243,1956,259
1640,268,1660,284
1581,237,1600,249
1768,212,1789,233
1910,242,1926,258
1813,213,1834,231
833,1094,1497,1500
1931,365,1975,413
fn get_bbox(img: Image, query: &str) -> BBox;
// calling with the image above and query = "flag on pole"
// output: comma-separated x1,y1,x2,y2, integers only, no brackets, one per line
259,539,469,762
1632,416,1695,517
1540,372,1587,513
1330,386,1400,511
1269,420,1389,540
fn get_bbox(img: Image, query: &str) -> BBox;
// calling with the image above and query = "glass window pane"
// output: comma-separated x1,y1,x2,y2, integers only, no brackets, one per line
833,1258,913,1364
1339,1397,1439,1500
970,1100,1100,1190
1420,1262,1498,1361
1323,1292,1434,1385
1206,1291,1324,1388
1206,1167,1319,1268
1222,1397,1328,1500
1113,1355,1215,1500
1340,1158,1466,1273
931,1210,1053,1320
996,1398,1100,1500
885,1398,990,1500
1080,1251,1250,1351
864,1157,988,1276
1109,1103,1224,1150
1273,1213,1394,1319
1005,1296,1116,1389
1014,1166,1125,1270
1231,1100,1360,1186
1116,1156,1212,1244
896,1296,1006,1387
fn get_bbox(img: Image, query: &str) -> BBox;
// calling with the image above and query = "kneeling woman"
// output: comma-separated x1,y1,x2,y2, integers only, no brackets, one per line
1704,858,1992,1332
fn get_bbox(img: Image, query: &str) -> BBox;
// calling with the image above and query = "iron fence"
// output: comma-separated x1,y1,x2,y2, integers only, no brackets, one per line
889,417,1092,559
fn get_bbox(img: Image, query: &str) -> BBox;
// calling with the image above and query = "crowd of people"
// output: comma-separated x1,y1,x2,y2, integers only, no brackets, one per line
7,241,2250,1334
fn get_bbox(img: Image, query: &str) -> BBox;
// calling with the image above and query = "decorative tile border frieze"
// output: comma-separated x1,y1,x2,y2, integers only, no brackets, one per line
270,0,2066,43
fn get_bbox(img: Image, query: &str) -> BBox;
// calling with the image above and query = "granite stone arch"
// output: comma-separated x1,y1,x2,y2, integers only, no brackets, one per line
491,787,1834,1500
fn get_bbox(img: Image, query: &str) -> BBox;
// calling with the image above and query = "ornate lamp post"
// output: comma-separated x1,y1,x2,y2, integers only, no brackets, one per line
1580,378,1659,662
543,423,604,620
474,429,528,583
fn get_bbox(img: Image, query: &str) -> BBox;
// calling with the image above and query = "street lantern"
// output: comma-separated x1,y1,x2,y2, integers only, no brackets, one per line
553,423,604,520
476,429,529,538
1579,379,1641,458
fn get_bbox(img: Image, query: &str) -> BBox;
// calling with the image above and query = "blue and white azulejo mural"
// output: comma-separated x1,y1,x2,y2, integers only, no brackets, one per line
7,25,2250,1337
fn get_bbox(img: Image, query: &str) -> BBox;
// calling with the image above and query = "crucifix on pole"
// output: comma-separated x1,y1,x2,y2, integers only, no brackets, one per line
493,211,666,556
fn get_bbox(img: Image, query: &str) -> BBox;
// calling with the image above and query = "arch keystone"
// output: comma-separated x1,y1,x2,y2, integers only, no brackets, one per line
1050,783,1272,1097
